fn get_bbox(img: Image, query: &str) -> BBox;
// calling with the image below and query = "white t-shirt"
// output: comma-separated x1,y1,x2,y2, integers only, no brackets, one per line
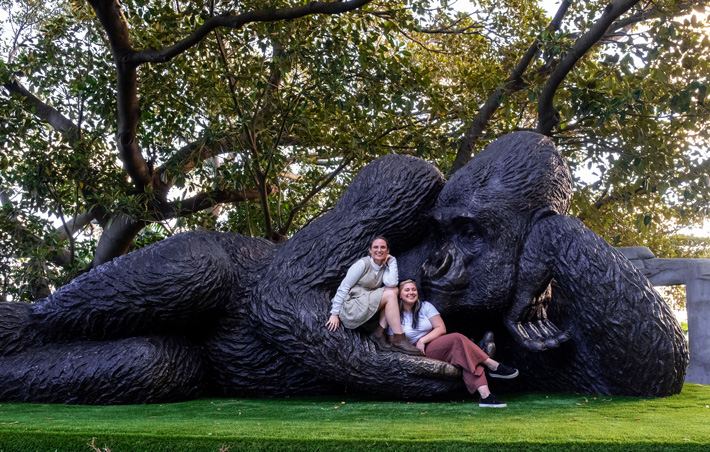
389,301,440,344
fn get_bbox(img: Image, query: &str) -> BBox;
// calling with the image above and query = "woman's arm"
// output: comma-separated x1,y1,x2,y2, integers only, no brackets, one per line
382,256,398,287
329,259,366,316
414,315,446,356
326,259,367,331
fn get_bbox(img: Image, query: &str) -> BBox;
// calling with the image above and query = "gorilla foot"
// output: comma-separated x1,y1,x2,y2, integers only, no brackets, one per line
476,331,496,357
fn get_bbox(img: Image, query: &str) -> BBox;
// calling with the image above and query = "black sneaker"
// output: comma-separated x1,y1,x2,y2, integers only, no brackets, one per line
479,394,507,408
488,363,519,379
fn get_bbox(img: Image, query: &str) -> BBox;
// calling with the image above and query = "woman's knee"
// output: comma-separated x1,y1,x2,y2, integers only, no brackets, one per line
448,332,467,343
382,288,398,303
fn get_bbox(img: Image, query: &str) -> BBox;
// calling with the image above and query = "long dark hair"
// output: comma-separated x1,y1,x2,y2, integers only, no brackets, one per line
398,280,422,329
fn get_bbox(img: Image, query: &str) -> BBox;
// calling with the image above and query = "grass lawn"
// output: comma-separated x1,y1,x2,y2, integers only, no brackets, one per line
0,383,709,452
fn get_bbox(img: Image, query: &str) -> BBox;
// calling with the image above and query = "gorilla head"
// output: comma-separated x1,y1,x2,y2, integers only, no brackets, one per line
421,132,573,314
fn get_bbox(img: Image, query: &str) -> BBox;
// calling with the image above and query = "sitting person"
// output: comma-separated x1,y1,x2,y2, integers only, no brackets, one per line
326,237,419,355
392,279,519,407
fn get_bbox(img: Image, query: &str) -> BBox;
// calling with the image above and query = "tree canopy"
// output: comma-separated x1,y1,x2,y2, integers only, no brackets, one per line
1,0,709,301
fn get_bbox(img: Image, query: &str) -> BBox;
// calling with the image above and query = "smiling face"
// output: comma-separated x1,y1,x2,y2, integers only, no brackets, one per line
369,238,389,265
399,281,419,310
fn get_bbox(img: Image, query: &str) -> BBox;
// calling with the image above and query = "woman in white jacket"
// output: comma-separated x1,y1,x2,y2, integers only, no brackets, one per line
325,237,418,355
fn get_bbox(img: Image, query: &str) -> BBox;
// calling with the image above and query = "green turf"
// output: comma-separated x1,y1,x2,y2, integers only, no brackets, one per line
0,383,709,451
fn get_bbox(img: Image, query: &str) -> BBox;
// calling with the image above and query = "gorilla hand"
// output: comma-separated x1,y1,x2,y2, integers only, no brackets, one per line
504,283,571,352
326,329,462,397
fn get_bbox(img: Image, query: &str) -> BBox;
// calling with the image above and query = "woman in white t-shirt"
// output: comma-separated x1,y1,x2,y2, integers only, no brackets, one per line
392,279,520,408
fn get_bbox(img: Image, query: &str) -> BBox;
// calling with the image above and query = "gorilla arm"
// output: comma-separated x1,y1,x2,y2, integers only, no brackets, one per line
504,217,571,352
252,154,463,397
0,230,268,356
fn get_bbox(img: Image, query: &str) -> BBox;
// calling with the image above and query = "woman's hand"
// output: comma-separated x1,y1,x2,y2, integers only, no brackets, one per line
326,315,340,332
415,340,426,356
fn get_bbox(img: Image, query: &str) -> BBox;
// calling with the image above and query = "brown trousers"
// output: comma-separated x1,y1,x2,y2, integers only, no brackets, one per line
425,332,489,394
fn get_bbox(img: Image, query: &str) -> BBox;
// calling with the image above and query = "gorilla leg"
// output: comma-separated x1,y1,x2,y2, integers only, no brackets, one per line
0,230,237,354
0,336,205,404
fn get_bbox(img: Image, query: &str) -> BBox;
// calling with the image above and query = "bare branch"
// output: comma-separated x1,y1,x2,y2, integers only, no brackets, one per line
537,0,642,136
0,207,77,269
157,136,234,182
161,186,275,219
419,23,483,35
449,0,572,175
131,0,375,65
87,0,152,188
277,156,354,236
578,186,648,220
92,214,146,267
281,172,301,181
0,189,13,210
56,211,96,242
2,80,81,142
395,27,455,54
609,0,687,31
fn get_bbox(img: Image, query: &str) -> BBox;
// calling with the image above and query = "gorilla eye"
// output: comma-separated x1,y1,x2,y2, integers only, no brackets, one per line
461,223,479,239
452,217,485,249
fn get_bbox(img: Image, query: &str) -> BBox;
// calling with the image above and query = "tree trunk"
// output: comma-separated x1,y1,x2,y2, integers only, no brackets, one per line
92,214,147,267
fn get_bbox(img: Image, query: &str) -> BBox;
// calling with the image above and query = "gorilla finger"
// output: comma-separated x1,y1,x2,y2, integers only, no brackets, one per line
534,319,554,337
543,337,560,349
541,318,563,335
521,338,547,352
507,322,547,351
556,330,572,343
398,355,461,379
507,322,533,342
523,321,545,340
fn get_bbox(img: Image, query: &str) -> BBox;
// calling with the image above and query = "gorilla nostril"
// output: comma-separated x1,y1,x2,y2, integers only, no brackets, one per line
426,251,452,279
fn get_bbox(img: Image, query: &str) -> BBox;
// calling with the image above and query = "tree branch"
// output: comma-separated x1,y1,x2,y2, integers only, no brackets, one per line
419,22,483,35
449,0,571,175
157,136,234,183
161,186,274,219
608,0,695,32
88,0,152,189
277,155,354,237
131,0,374,65
56,211,96,242
0,205,78,269
577,186,648,220
2,80,81,142
537,0,642,136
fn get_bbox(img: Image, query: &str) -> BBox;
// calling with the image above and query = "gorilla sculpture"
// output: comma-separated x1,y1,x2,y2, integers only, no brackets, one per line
0,132,687,404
